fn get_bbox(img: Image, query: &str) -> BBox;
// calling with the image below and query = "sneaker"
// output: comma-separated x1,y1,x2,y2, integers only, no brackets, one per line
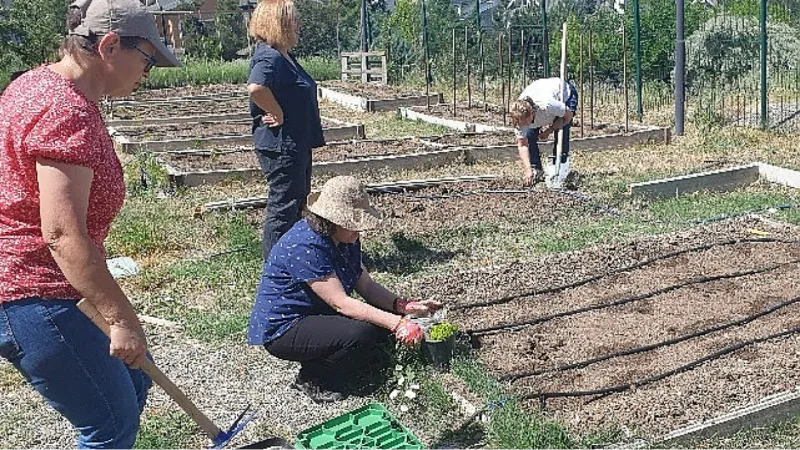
533,169,545,183
292,374,347,403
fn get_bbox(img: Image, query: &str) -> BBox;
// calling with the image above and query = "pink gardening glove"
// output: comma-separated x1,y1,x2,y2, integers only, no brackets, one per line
393,317,423,345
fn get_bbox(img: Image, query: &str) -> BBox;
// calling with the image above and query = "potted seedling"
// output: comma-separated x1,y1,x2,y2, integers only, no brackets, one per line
422,321,459,371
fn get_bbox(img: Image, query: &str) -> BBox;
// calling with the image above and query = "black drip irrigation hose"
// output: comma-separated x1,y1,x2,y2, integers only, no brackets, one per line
454,237,800,312
520,320,800,407
466,258,800,336
501,295,800,383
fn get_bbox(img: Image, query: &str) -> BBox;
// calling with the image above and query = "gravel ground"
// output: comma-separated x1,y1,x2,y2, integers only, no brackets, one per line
0,323,471,449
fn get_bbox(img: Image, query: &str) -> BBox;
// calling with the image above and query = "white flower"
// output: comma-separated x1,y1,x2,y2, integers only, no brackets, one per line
404,390,417,399
397,376,405,386
400,404,409,412
389,389,400,400
410,383,420,390
395,365,403,371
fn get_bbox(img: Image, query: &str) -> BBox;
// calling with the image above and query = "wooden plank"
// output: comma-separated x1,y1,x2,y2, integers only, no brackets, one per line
312,148,462,177
115,120,365,153
758,162,800,188
318,86,367,111
628,164,760,199
341,51,386,57
657,387,800,446
399,107,474,132
202,174,498,212
366,93,444,112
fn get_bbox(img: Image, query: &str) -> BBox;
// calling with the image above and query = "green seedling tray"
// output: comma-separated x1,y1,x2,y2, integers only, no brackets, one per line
294,403,424,449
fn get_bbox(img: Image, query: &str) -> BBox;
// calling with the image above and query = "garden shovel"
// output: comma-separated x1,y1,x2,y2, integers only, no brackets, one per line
76,299,265,449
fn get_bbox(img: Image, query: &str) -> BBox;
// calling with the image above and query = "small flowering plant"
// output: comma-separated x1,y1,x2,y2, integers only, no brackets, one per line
388,364,420,413
426,321,459,342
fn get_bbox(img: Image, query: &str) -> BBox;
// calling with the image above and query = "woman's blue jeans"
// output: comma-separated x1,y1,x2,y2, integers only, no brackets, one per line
0,298,151,449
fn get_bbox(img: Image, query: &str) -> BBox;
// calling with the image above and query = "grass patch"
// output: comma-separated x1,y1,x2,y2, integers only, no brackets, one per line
648,187,800,223
182,309,250,343
141,56,338,90
134,408,199,449
106,198,188,258
365,115,453,138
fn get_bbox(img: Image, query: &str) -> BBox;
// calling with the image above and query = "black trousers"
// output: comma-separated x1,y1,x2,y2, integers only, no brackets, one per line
265,315,389,386
254,144,312,260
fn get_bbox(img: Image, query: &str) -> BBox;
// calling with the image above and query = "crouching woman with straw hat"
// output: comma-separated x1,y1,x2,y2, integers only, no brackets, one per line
248,176,442,402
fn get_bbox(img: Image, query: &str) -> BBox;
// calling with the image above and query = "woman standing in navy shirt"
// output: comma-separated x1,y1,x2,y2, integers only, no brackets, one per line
249,177,442,403
247,0,325,259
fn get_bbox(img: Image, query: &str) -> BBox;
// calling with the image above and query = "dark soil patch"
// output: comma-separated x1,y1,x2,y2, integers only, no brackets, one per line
320,81,433,99
401,218,800,439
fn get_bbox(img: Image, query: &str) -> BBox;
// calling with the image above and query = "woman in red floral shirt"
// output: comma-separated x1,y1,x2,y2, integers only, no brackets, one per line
0,0,179,447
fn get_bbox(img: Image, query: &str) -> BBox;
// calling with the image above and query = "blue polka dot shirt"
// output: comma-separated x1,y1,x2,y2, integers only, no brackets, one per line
248,219,363,345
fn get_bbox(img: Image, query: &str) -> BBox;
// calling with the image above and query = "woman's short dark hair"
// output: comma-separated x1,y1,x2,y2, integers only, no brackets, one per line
60,7,140,59
302,209,337,237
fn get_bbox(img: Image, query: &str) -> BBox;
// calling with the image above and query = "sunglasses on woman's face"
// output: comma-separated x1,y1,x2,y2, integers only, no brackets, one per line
130,43,157,73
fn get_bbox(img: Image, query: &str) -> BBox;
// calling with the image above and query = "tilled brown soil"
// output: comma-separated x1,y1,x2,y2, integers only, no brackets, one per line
398,218,800,439
416,103,626,132
117,118,339,142
421,126,627,148
244,178,611,239
108,98,249,120
161,138,438,171
119,122,250,141
124,84,247,101
311,138,434,162
320,81,432,99
369,179,607,237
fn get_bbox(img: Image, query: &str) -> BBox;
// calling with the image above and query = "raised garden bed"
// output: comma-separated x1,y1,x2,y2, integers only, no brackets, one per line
158,137,455,187
111,117,365,153
107,97,248,120
403,106,670,157
318,80,443,112
409,218,800,440
119,84,247,102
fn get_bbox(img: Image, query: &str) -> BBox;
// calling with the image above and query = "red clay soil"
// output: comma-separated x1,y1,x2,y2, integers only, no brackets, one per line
320,81,433,99
402,218,800,439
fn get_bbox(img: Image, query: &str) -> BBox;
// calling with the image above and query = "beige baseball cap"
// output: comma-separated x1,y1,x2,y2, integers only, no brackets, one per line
69,0,181,67
308,176,383,232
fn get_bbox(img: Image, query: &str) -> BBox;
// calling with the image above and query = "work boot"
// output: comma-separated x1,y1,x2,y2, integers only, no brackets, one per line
291,373,347,403
533,168,545,183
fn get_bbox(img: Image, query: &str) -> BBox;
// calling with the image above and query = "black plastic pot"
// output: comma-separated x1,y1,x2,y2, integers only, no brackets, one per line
422,334,456,371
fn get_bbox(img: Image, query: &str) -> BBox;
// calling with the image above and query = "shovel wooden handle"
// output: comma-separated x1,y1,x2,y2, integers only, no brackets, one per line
77,299,222,441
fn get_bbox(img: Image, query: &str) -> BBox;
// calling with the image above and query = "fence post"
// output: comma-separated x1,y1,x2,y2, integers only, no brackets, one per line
760,0,768,130
541,0,550,77
633,0,643,120
675,0,686,136
421,0,431,110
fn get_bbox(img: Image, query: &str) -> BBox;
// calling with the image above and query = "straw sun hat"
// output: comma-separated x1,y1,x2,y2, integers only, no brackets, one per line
308,176,383,232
